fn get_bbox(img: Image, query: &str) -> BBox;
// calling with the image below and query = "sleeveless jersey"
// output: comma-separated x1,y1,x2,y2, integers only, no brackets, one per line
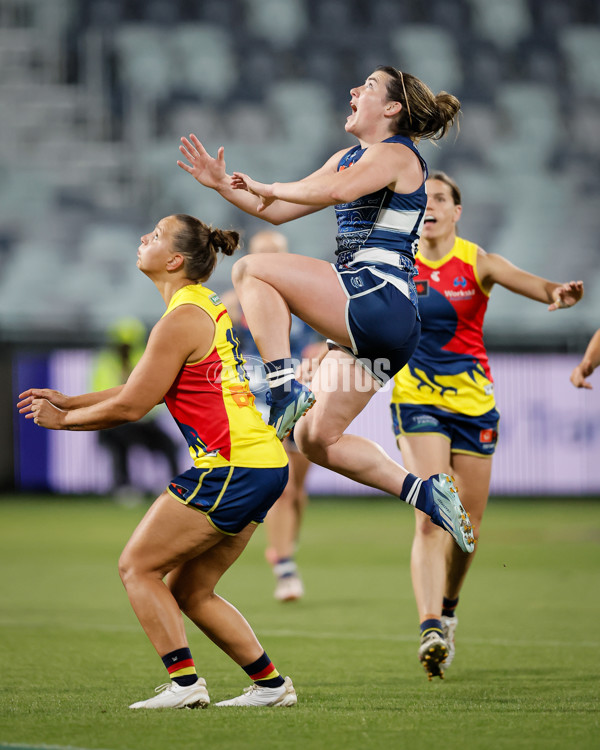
391,237,495,416
334,134,428,268
162,284,287,469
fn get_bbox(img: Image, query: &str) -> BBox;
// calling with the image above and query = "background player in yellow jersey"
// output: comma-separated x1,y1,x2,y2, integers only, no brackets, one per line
17,213,297,709
390,172,584,679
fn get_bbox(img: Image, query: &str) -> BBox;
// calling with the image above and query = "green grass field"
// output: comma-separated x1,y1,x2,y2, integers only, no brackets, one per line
0,495,599,750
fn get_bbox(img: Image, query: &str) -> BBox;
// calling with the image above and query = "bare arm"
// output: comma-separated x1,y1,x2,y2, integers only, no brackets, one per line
231,141,423,209
17,386,125,412
18,305,215,430
177,135,331,225
477,249,584,310
570,329,600,389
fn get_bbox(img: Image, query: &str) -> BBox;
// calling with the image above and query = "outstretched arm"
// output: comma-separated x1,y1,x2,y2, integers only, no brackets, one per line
231,140,423,208
18,306,214,430
17,386,125,413
570,329,600,389
477,250,584,310
177,134,329,225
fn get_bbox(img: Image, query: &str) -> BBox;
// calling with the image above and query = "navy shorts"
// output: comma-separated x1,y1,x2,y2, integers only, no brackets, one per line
332,262,421,385
391,403,500,457
167,464,289,535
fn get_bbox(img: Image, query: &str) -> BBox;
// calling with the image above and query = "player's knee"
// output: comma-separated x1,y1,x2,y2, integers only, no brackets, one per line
231,255,251,288
294,419,331,464
414,510,443,539
170,581,212,614
118,550,136,588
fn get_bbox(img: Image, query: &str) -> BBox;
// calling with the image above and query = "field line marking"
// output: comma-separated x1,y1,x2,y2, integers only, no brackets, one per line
0,619,597,649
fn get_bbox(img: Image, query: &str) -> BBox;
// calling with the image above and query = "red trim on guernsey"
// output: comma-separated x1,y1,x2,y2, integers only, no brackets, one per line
167,658,195,674
216,310,227,322
250,662,276,681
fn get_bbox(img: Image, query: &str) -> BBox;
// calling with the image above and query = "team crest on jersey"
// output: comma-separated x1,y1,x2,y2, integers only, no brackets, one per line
415,280,429,296
209,293,221,305
350,275,364,289
479,429,497,444
453,276,467,288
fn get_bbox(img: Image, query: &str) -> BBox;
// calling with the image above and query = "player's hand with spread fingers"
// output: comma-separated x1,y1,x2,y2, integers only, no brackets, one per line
178,135,228,191
231,172,276,212
548,280,584,311
17,387,70,413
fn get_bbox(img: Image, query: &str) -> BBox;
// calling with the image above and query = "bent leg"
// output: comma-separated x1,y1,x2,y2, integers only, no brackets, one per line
232,253,351,359
294,349,410,495
168,524,266,666
118,492,228,657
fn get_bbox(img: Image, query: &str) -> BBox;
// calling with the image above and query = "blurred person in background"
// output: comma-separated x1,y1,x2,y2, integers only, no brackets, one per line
92,316,180,501
222,229,326,602
570,329,600,388
178,67,478,565
18,214,297,709
390,171,584,678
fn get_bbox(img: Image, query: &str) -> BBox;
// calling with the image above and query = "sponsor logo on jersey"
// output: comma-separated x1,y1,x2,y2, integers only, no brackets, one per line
210,293,222,305
415,279,429,296
479,429,497,444
430,270,440,283
444,288,476,300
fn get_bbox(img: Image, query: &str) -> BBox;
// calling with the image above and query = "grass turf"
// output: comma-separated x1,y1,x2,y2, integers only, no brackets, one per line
0,494,599,750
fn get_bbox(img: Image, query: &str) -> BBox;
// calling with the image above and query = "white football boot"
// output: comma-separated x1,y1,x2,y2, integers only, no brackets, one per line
129,678,210,709
215,676,297,707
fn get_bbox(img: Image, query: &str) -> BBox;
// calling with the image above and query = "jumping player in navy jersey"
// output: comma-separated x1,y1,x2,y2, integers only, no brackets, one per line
178,67,475,555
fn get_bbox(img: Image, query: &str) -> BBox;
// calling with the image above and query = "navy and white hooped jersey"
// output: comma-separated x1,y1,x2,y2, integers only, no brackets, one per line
334,134,428,268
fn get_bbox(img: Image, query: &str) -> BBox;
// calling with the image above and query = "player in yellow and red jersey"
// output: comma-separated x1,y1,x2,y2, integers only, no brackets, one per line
18,214,297,709
390,172,584,679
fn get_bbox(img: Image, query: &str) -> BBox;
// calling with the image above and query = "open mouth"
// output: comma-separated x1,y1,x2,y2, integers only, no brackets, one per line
423,215,436,225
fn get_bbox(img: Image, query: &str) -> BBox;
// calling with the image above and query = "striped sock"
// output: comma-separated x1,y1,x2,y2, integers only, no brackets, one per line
399,473,429,513
243,651,285,688
420,617,443,638
264,358,296,401
161,647,198,687
274,557,298,580
442,596,459,618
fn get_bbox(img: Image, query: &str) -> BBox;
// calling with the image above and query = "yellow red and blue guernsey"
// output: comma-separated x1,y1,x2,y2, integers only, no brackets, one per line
391,236,495,417
161,284,287,469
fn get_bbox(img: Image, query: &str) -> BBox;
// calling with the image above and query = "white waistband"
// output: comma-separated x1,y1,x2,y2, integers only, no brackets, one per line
349,247,410,268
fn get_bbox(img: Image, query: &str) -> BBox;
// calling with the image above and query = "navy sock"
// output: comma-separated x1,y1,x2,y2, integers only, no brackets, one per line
420,618,443,638
264,358,296,401
242,651,285,688
399,473,430,514
442,596,459,618
161,647,198,686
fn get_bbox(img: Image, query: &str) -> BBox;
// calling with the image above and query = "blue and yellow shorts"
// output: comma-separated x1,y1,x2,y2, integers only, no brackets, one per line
167,464,289,535
391,403,500,457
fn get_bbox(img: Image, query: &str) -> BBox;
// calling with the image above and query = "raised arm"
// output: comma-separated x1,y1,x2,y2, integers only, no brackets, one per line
570,328,600,389
232,140,423,209
19,306,214,430
477,249,584,310
177,134,333,225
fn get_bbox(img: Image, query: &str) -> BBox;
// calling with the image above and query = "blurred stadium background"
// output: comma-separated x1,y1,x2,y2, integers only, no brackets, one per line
1,0,599,496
